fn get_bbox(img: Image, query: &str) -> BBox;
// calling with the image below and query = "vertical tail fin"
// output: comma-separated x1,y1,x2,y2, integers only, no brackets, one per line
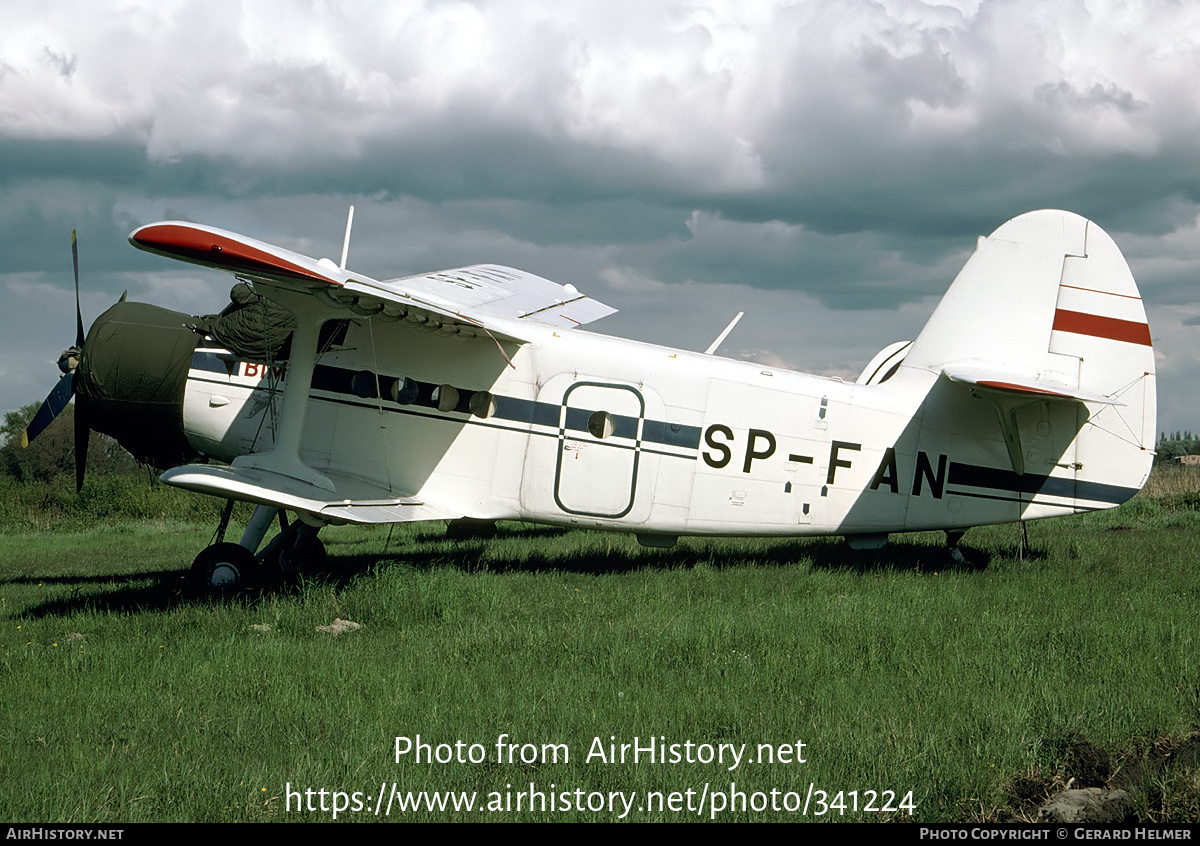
904,209,1155,506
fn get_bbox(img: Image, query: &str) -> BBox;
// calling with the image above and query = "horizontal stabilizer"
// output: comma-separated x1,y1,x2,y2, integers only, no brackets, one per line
161,464,461,525
943,365,1121,406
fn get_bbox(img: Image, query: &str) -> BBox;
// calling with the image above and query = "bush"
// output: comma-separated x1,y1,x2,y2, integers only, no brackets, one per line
0,472,252,532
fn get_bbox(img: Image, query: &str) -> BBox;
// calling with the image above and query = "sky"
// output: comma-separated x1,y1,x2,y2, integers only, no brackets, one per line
3,0,1200,440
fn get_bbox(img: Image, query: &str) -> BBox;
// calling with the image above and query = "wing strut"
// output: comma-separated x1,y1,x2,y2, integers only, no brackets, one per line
976,393,1033,477
231,289,335,492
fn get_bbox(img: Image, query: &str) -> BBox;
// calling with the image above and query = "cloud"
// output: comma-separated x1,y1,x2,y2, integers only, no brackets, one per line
3,0,1200,433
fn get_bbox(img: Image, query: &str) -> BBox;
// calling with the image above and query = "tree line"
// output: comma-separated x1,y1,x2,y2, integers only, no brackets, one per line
1155,431,1200,465
1,402,140,483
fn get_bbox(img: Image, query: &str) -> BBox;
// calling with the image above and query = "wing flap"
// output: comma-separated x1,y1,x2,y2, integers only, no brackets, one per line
161,464,460,525
375,264,617,330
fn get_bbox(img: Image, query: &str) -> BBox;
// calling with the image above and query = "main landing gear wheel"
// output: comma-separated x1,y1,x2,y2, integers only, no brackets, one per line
445,518,498,541
274,526,327,579
191,542,256,593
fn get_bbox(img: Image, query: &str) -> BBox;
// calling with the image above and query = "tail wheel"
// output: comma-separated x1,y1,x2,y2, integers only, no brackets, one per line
192,542,256,593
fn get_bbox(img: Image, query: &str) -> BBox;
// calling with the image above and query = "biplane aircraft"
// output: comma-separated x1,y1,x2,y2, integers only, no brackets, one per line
22,209,1156,590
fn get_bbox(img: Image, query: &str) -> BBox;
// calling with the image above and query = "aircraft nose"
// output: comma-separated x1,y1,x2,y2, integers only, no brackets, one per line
75,300,202,469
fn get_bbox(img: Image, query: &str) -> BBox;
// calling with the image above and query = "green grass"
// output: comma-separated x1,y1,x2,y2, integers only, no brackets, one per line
1,489,1199,821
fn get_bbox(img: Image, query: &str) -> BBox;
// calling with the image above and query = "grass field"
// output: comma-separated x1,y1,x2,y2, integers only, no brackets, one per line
2,471,1199,822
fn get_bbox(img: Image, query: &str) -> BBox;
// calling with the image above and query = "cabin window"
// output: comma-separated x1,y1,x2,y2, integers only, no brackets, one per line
434,384,460,413
351,370,379,399
469,391,496,419
390,377,418,405
588,410,615,439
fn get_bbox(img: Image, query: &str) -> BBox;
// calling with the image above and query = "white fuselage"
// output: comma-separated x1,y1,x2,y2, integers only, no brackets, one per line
180,314,1139,538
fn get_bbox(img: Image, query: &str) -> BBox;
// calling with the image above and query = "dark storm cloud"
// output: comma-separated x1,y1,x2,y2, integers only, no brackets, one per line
3,0,1200,430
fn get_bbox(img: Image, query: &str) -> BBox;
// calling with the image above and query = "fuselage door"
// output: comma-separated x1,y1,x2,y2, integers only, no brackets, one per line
554,382,645,518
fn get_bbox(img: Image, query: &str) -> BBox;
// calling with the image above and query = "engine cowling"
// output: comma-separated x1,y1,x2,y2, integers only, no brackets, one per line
76,301,201,468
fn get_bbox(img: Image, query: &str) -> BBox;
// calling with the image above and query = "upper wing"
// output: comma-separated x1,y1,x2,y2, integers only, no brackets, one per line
129,221,615,342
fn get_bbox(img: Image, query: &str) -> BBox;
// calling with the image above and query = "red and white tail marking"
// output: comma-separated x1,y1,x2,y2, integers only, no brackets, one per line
1051,248,1151,347
1051,308,1152,347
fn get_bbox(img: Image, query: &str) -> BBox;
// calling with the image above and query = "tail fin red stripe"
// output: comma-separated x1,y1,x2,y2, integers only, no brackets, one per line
1052,309,1151,346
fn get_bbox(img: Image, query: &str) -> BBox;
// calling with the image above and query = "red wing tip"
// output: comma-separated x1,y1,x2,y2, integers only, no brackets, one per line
130,223,339,286
130,222,218,251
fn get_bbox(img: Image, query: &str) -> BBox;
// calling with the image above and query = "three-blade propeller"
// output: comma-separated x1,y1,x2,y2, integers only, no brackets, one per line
21,230,92,491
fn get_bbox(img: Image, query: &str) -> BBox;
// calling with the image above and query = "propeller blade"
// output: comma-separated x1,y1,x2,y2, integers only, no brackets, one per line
21,374,75,448
72,229,84,348
74,400,89,493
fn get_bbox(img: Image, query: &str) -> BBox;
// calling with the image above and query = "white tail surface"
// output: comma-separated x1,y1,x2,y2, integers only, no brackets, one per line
903,210,1155,514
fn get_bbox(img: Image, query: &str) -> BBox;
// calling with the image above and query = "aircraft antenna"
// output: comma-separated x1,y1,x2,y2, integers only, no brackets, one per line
704,311,744,355
339,205,355,270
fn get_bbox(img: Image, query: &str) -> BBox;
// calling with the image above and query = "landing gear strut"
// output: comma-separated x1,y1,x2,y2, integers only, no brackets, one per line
191,504,325,594
945,530,968,566
445,518,498,541
261,520,327,578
